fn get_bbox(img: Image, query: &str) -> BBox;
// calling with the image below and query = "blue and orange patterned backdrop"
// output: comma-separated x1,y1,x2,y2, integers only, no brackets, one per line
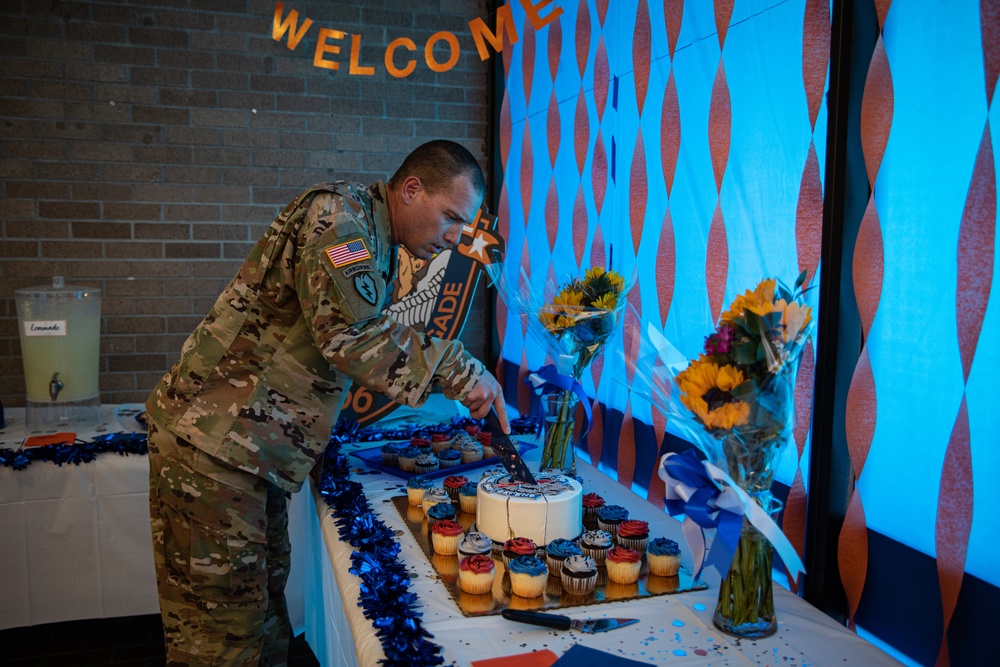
494,1,997,665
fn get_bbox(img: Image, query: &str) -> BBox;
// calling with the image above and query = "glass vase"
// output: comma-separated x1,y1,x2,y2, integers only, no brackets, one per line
712,492,783,638
539,391,578,476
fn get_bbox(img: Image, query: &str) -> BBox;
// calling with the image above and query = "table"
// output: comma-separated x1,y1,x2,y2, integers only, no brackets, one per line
0,405,311,637
298,401,904,667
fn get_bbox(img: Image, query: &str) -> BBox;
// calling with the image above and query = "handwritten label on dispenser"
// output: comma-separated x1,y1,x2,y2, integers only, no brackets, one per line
23,320,67,337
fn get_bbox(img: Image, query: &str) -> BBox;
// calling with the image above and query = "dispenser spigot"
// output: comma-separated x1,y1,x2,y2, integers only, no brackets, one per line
49,372,63,401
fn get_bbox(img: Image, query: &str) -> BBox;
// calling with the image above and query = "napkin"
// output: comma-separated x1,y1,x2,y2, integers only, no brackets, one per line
551,644,649,667
471,649,558,667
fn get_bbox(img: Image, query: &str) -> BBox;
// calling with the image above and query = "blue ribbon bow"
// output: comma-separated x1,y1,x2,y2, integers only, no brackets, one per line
524,364,593,444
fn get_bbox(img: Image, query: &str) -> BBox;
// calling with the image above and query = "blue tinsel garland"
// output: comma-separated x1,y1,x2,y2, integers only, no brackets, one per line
1,411,540,667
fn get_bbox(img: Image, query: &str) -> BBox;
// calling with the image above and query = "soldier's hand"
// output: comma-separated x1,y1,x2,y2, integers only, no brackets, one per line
462,371,510,433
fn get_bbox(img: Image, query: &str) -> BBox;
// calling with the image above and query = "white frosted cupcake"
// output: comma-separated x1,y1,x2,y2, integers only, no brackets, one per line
414,453,439,475
460,441,483,464
560,554,598,596
579,529,613,566
458,531,493,558
421,487,450,516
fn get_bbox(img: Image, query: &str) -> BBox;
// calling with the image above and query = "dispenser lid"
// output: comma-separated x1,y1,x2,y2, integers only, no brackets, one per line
14,276,101,299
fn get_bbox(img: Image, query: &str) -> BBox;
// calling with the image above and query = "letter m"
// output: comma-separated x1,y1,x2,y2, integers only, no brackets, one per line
469,3,519,62
273,2,313,50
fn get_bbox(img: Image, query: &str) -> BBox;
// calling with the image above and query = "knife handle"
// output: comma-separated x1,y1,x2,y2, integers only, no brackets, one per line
501,609,571,630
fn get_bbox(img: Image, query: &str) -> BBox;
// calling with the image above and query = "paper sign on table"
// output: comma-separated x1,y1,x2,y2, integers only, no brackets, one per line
471,649,558,667
22,432,76,449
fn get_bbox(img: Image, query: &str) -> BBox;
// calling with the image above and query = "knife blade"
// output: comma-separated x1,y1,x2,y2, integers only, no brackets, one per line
501,609,639,634
484,406,536,484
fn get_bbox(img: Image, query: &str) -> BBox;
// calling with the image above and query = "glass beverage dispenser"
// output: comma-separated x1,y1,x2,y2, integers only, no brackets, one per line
15,276,102,429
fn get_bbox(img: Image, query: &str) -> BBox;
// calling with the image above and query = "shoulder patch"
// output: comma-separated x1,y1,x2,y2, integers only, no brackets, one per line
353,273,378,306
325,238,371,268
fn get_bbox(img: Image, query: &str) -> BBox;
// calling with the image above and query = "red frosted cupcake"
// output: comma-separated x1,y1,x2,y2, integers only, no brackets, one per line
502,537,537,569
431,519,465,556
410,436,431,454
605,546,642,584
443,475,469,502
615,520,650,554
430,432,452,453
477,431,495,458
459,554,497,594
582,492,605,523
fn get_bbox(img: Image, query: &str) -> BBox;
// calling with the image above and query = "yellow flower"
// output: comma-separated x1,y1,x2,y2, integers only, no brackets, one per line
584,266,606,282
592,292,617,310
605,270,625,294
781,301,813,343
677,358,750,430
721,278,777,324
555,288,583,307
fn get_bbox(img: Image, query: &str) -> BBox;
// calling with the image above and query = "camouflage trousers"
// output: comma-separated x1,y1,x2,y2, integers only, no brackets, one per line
147,418,292,666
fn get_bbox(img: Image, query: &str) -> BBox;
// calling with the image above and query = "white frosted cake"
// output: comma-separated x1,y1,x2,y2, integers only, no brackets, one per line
475,472,583,546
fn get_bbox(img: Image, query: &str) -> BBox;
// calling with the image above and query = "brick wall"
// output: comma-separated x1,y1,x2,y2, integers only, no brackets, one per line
0,0,493,407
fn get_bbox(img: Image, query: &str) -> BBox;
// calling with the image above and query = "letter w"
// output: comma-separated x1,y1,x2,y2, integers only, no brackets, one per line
273,2,313,50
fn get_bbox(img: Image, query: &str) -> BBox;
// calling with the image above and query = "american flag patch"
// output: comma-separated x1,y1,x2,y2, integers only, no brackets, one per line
324,239,371,267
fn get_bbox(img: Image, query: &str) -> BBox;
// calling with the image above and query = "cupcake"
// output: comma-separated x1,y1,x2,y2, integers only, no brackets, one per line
458,531,493,558
430,433,452,453
414,452,440,475
397,446,421,473
597,504,629,539
545,538,582,577
646,537,682,577
406,476,433,506
426,501,457,528
560,554,598,596
431,519,464,555
443,475,469,502
605,546,642,584
380,441,404,466
502,537,537,569
464,424,481,436
458,554,496,594
579,529,613,566
410,436,432,454
477,431,495,458
438,448,463,469
508,556,548,597
615,520,649,554
460,441,483,464
582,492,605,524
449,431,475,450
458,481,478,513
421,487,450,516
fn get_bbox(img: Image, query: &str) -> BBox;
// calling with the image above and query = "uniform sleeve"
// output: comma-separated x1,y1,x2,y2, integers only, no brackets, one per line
295,194,484,407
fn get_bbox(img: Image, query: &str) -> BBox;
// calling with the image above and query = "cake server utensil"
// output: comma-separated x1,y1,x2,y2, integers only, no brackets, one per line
484,406,537,485
501,609,639,634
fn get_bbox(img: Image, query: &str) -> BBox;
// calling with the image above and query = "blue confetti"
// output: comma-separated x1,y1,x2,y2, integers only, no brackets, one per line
672,619,685,627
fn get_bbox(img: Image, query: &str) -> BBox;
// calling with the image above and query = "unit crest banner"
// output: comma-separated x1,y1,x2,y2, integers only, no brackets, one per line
340,208,505,425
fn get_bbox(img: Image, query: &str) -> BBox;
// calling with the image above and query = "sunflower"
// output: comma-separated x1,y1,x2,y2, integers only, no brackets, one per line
781,301,813,343
721,278,777,325
591,292,617,310
677,357,750,430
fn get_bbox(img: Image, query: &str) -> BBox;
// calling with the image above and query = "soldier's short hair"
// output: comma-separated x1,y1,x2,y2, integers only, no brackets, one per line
389,140,486,199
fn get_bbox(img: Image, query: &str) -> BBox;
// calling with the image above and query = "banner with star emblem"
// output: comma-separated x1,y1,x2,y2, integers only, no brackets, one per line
340,207,505,425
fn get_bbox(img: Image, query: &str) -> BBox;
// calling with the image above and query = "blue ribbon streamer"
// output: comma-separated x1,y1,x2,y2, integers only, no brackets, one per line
524,364,593,444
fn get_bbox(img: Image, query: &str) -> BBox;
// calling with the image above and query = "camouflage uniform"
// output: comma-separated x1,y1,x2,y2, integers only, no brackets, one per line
147,181,484,665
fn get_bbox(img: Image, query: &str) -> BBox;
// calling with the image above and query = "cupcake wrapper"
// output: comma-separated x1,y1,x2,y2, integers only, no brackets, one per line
415,464,439,474
398,459,417,472
616,536,648,554
560,571,597,596
597,520,621,538
606,559,642,584
509,572,546,598
459,571,495,595
439,459,461,468
545,555,566,577
581,546,608,567
459,497,477,513
647,554,681,577
381,453,399,465
461,452,483,464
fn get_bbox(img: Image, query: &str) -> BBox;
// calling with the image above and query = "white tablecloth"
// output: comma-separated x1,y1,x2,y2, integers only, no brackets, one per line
299,400,905,667
0,405,310,636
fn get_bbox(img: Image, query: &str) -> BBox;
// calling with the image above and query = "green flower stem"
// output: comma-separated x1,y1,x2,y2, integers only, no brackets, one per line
541,390,576,473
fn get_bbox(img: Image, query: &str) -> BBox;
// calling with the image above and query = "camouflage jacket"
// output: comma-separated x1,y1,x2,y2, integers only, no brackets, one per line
147,181,484,493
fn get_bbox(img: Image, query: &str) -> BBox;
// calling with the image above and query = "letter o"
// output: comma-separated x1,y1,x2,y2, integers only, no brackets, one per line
385,37,417,78
424,31,459,73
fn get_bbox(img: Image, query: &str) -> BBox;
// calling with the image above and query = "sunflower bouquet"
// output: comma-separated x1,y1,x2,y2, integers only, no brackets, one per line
487,262,632,474
627,272,813,637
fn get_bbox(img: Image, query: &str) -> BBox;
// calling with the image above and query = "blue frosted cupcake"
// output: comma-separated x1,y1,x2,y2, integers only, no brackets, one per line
438,448,462,469
545,538,583,577
647,537,682,577
381,441,405,466
398,446,421,472
406,476,433,506
597,504,630,539
508,555,548,598
458,481,478,513
427,501,457,528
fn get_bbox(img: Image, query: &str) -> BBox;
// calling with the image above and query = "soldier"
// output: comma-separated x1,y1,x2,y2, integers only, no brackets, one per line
146,140,508,666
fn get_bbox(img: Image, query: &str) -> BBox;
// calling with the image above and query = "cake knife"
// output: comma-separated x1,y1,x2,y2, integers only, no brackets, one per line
484,406,537,485
502,609,639,634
